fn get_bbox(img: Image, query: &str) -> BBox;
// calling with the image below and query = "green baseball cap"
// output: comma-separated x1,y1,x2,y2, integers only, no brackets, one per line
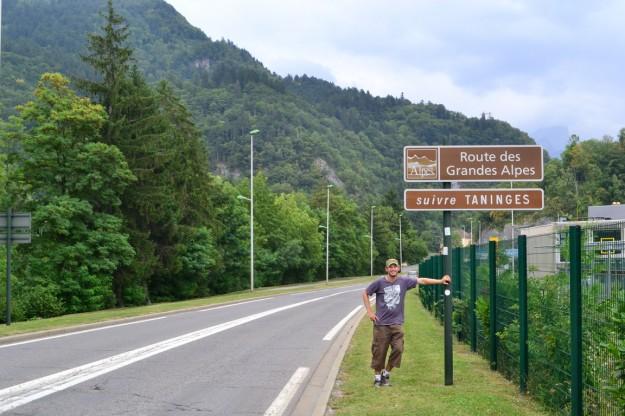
385,258,400,267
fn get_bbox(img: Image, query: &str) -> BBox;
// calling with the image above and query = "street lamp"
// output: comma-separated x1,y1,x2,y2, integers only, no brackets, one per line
363,234,370,276
398,213,403,267
325,184,333,284
370,205,376,277
319,224,328,282
248,129,260,291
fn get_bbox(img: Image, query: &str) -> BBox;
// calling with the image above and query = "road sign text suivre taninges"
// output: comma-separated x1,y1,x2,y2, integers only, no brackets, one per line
404,189,544,211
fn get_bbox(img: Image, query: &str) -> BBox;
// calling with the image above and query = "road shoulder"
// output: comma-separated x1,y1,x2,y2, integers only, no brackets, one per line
291,307,366,416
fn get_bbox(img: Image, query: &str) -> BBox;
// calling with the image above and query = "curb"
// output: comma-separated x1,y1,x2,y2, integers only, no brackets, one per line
291,307,366,416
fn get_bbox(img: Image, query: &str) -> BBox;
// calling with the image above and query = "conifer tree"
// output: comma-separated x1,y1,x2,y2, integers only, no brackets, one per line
78,0,132,144
77,2,226,304
77,1,175,305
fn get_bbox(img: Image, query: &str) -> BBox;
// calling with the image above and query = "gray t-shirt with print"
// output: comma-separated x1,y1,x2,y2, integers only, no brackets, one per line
366,276,418,326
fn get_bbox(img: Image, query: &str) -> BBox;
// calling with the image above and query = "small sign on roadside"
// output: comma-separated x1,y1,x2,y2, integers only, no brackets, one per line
0,212,32,244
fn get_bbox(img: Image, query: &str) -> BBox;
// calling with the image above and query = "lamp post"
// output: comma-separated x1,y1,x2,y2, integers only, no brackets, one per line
364,234,370,276
237,194,252,290
1,4,8,325
319,224,329,283
248,129,260,290
325,184,333,284
398,213,403,267
370,205,376,277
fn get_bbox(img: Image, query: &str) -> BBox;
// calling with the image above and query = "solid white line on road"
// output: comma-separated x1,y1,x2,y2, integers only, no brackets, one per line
323,306,363,341
198,297,274,312
1,297,278,350
0,317,168,350
264,367,310,416
0,289,360,413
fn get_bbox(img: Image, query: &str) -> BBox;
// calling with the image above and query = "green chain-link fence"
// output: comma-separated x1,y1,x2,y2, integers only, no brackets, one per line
418,221,625,415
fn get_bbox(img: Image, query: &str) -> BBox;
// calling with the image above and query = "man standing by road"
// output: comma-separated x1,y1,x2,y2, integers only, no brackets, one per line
362,258,451,387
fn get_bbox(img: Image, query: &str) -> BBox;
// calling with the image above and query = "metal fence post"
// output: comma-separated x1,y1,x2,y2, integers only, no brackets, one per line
518,235,528,393
427,257,433,311
569,225,583,416
439,255,445,320
489,240,497,370
419,259,430,309
470,244,477,352
453,247,462,299
427,257,432,310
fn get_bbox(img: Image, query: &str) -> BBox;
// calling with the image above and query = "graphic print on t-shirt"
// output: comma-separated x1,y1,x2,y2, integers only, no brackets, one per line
383,285,401,310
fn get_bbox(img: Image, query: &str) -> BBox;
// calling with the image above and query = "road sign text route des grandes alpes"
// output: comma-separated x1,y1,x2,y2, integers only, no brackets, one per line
404,145,543,182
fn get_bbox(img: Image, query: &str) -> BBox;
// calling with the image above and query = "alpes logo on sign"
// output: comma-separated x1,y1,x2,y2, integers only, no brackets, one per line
405,147,438,180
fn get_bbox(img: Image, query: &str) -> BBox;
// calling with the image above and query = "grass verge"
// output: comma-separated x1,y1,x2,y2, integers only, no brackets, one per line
0,276,372,338
328,291,550,416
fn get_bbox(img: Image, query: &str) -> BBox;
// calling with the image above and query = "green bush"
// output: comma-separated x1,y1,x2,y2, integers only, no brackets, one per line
18,284,65,319
594,292,625,412
452,298,469,341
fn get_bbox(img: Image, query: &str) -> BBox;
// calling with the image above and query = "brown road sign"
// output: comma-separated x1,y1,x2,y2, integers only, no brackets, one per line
404,145,543,182
404,188,544,211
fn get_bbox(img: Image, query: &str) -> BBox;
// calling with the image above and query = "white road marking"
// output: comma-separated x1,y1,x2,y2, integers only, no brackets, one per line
198,297,274,312
1,297,278,350
264,367,310,416
0,317,167,350
0,290,356,413
323,306,363,341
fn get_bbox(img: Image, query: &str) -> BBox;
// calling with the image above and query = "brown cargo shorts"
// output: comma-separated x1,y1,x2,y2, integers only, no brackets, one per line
371,324,404,371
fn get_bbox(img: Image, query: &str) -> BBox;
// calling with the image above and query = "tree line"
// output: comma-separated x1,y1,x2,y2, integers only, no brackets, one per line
0,1,427,322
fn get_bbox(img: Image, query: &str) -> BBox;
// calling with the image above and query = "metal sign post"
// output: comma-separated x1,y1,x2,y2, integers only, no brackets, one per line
442,182,453,385
1,211,31,325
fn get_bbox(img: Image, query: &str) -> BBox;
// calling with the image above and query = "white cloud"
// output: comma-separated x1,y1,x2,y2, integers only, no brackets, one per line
166,0,625,149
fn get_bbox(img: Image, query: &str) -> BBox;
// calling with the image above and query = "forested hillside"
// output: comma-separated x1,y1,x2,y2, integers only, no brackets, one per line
0,0,535,199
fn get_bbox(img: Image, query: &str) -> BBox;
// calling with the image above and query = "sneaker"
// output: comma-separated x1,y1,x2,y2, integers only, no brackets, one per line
373,377,382,387
381,371,391,386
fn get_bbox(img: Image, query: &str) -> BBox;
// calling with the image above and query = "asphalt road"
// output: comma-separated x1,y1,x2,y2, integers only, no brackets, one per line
0,284,365,415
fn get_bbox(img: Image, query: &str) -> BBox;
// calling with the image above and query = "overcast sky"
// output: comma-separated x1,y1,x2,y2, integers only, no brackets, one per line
166,0,624,155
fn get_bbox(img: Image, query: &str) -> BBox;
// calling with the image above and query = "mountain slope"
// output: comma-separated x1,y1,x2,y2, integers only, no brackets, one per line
1,0,536,200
